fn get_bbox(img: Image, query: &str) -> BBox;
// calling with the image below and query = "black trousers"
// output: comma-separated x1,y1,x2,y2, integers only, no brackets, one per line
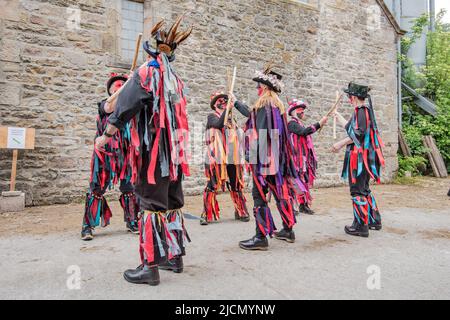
206,164,241,192
251,175,293,232
135,164,184,212
90,179,134,195
349,166,371,197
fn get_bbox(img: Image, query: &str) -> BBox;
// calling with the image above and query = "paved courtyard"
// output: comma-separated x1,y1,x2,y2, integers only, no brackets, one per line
0,178,449,300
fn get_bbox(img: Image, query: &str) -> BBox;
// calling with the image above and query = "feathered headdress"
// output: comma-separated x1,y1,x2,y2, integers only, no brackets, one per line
143,15,193,62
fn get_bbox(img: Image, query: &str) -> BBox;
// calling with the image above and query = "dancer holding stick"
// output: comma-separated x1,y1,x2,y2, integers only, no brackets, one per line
201,67,250,225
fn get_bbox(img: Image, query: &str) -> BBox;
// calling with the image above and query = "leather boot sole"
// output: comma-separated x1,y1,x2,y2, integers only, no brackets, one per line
239,244,269,251
369,225,382,231
81,234,93,241
159,265,183,274
275,235,295,243
123,273,160,286
127,229,140,235
344,228,369,238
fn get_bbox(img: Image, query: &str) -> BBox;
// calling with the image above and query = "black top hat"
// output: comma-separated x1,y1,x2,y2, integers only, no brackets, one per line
253,70,284,93
344,82,371,99
106,74,128,96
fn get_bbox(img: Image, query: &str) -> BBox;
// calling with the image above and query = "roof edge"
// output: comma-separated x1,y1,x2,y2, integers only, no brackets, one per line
375,0,407,36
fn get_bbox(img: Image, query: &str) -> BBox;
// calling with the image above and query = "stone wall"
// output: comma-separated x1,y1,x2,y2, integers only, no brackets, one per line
0,0,399,206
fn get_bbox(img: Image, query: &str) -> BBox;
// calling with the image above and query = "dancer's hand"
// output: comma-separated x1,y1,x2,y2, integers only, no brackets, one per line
319,116,328,127
331,142,343,153
229,93,236,106
95,135,110,152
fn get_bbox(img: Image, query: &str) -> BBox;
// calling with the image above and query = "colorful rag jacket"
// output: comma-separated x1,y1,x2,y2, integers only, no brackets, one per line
204,111,245,191
236,102,305,201
108,54,190,187
90,100,132,190
342,103,385,184
288,118,319,187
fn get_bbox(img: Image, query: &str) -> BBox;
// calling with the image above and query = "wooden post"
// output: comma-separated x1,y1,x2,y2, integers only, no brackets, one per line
10,150,18,192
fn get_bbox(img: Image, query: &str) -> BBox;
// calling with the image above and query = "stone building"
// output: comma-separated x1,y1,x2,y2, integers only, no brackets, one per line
0,0,402,206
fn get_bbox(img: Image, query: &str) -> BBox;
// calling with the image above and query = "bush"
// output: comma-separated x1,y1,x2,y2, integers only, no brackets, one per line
398,156,427,177
401,10,450,173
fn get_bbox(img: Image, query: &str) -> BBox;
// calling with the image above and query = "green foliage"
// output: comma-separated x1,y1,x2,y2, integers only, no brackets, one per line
400,10,450,173
398,156,427,177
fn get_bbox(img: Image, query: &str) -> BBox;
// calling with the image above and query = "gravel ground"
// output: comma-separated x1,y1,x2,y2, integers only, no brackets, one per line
0,177,449,300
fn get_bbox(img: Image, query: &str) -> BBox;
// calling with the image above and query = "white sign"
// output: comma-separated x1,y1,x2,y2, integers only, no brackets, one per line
7,127,26,149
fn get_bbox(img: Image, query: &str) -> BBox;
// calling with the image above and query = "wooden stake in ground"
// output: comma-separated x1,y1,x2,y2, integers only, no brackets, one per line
10,150,18,192
107,33,143,104
398,131,412,157
0,127,36,192
423,136,448,178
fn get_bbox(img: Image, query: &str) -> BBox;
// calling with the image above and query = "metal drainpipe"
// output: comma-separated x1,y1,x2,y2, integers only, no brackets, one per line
430,0,436,32
395,0,403,129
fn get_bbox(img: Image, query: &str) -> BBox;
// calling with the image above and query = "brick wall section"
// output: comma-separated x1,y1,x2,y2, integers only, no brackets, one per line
0,0,399,205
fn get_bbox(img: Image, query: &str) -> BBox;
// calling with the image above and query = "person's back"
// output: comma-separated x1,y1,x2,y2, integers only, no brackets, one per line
94,16,193,286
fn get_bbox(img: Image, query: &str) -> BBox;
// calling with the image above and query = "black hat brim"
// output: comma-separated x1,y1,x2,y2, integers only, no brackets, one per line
107,76,128,96
210,94,229,109
343,88,368,99
252,77,281,93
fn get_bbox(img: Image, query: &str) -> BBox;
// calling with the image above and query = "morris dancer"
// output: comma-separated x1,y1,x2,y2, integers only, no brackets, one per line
232,63,300,250
333,82,384,238
95,16,193,286
201,91,250,225
287,99,327,215
81,73,140,241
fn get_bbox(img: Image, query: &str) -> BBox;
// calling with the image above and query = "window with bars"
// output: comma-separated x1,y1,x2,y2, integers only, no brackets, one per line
121,0,144,62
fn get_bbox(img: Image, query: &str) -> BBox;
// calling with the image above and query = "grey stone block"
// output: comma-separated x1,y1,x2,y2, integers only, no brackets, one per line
0,192,25,213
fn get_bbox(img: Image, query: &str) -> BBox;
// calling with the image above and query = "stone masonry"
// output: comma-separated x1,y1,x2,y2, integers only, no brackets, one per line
0,0,400,206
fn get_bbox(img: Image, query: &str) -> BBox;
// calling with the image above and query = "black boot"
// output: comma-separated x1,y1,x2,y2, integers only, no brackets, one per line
239,236,269,251
159,256,184,273
126,222,139,234
81,226,94,241
344,223,369,238
299,204,314,215
274,228,296,243
200,214,209,226
369,208,382,230
123,264,160,286
369,221,382,231
235,211,250,222
240,215,250,222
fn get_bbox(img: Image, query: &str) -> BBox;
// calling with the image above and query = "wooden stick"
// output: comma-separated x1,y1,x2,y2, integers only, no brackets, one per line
107,33,143,103
318,92,344,134
224,66,237,126
333,91,339,139
130,33,143,72
10,149,18,192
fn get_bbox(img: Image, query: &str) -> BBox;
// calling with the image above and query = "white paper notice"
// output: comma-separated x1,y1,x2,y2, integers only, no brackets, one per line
7,127,26,149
